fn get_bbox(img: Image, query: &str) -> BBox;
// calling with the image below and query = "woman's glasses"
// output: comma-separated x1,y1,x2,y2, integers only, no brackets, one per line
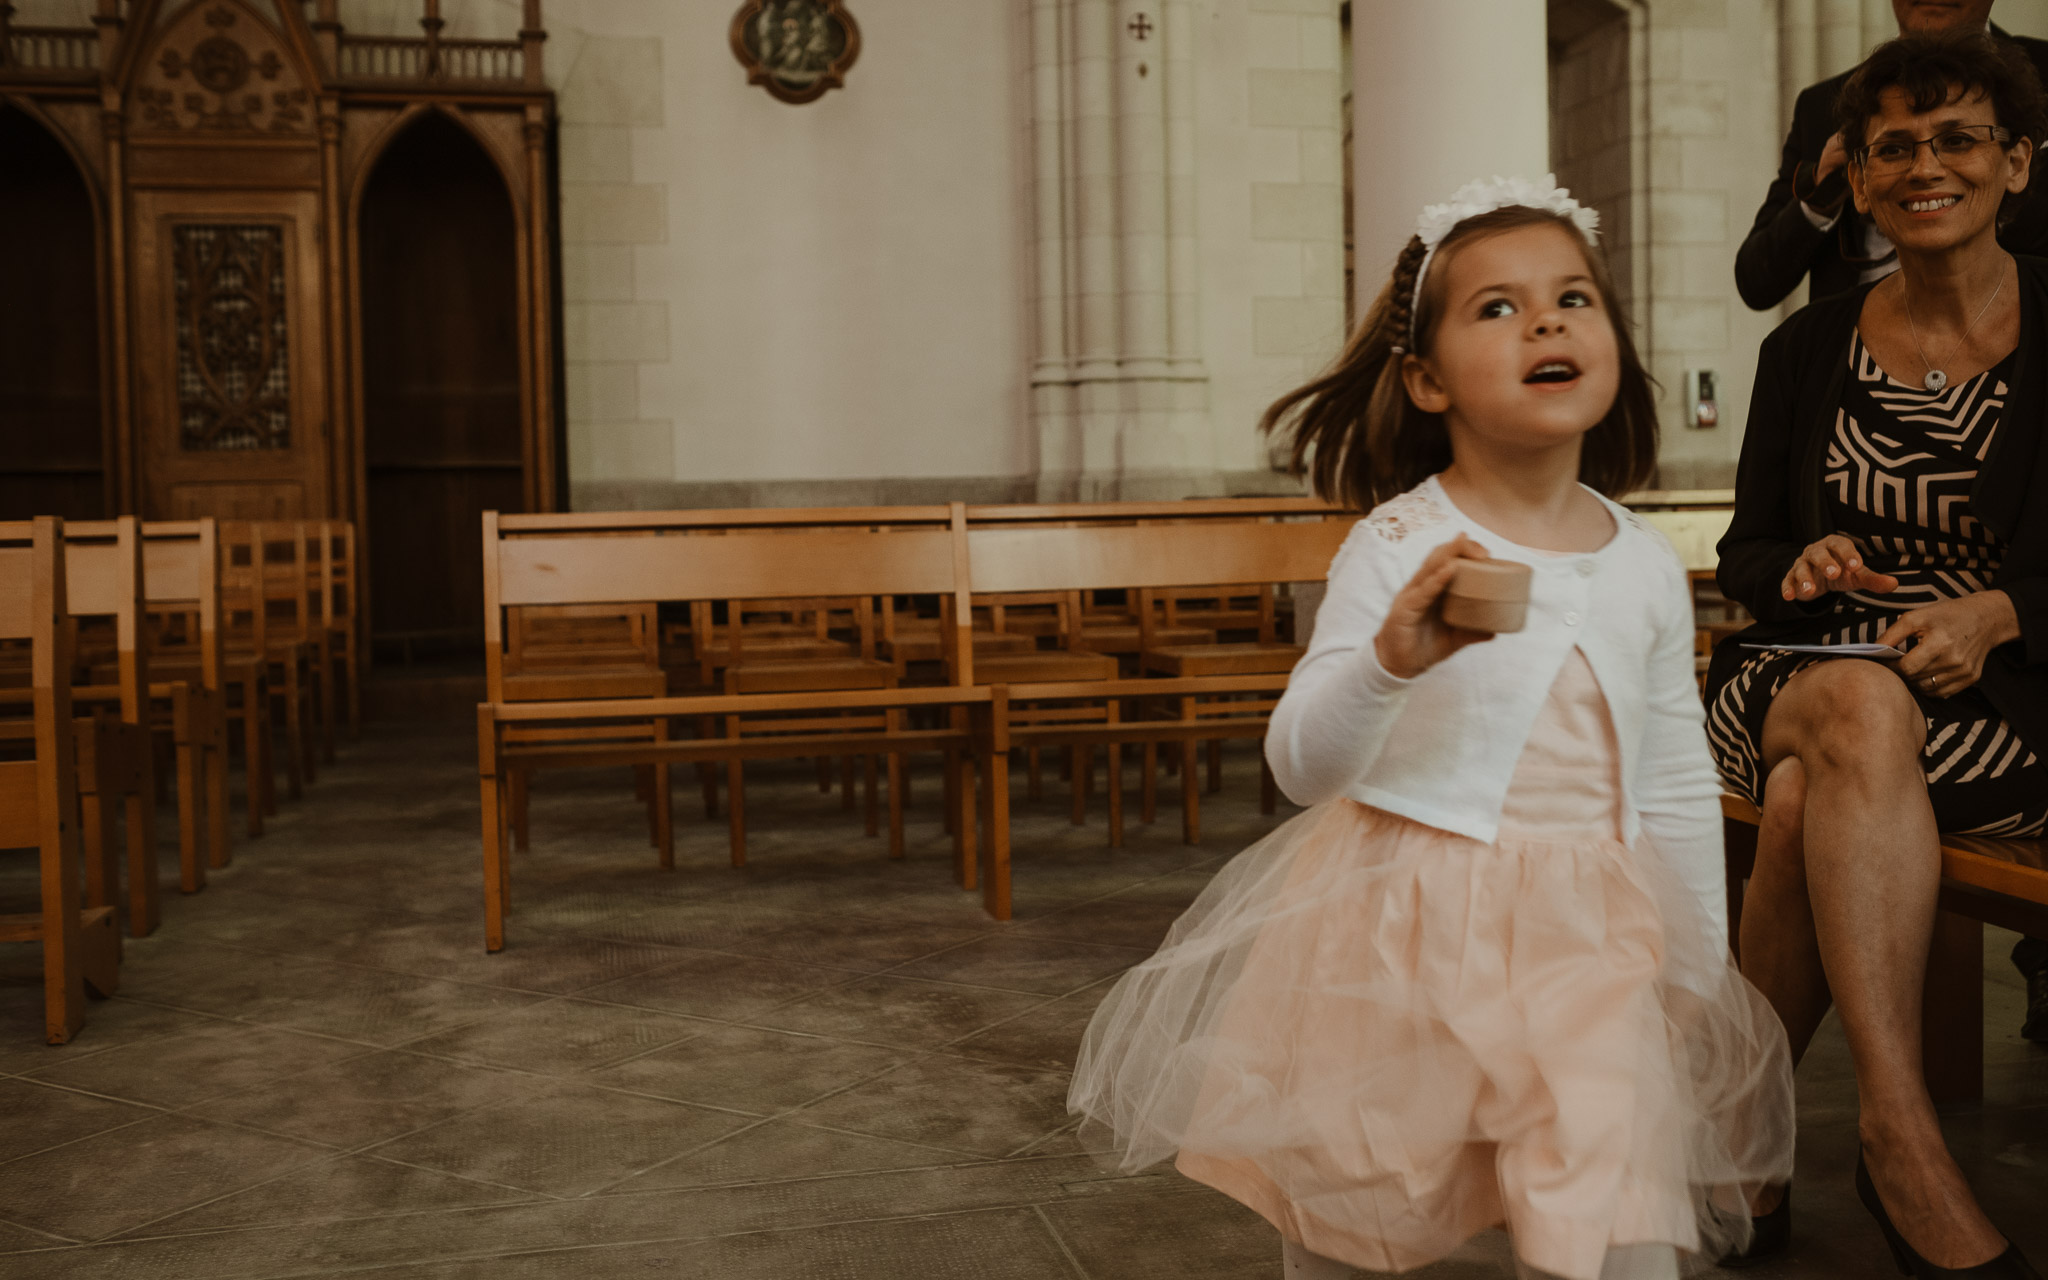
1857,124,2014,176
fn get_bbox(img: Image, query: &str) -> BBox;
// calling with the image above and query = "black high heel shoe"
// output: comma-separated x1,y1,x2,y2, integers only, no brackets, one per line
1717,1186,1791,1268
1855,1149,2042,1278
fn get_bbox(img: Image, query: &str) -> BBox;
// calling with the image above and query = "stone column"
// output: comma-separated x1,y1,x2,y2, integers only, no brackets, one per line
1781,0,1819,135
1027,0,1213,500
1818,0,1867,77
1349,0,1548,292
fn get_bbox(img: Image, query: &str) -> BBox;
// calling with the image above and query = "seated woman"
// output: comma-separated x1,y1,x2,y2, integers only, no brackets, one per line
1706,32,2048,1280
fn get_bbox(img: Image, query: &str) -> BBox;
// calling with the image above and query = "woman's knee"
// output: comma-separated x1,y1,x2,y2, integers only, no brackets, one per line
1764,660,1925,769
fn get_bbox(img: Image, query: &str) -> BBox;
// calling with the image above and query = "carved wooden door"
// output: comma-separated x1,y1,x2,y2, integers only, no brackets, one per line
130,189,330,521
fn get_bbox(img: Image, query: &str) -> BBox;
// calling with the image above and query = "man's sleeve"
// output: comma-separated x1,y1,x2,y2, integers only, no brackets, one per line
1734,86,1835,311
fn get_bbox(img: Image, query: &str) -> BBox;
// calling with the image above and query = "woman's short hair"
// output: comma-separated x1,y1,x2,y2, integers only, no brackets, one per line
1836,32,2048,157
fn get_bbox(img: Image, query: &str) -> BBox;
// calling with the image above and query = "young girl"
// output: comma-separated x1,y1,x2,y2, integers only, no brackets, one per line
1067,178,1796,1280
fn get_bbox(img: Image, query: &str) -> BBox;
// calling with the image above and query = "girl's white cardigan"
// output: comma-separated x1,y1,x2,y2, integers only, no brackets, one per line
1267,475,1728,948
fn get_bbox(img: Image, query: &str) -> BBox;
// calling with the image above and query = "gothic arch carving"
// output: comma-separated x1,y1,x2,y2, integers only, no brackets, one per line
127,0,315,136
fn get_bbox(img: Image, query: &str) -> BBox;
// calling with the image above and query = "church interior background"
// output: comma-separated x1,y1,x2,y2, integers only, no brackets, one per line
0,2,2044,1277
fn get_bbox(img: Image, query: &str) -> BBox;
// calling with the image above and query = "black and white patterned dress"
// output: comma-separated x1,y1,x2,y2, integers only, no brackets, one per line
1708,333,2048,837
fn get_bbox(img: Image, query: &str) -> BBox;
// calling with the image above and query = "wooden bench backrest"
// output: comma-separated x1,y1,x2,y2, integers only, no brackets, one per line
133,520,224,694
485,506,972,696
965,517,1352,595
965,497,1344,525
51,518,148,724
0,519,77,851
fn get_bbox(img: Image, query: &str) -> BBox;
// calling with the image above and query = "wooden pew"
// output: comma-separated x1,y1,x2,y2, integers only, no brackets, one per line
965,514,1352,918
477,505,990,951
1722,796,2048,1102
0,518,121,1043
95,521,236,883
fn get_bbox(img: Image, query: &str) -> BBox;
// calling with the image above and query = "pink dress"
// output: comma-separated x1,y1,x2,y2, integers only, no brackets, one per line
1068,652,1793,1280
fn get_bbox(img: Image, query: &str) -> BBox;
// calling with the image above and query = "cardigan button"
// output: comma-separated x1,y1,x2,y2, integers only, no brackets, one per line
1563,611,1581,626
1576,560,1595,578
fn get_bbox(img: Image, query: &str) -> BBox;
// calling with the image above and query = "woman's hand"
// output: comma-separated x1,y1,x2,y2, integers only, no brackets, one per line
1374,534,1496,680
1880,591,2022,698
1780,534,1899,602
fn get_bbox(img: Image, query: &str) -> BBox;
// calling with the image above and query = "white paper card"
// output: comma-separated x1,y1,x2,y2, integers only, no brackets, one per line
1740,642,1905,659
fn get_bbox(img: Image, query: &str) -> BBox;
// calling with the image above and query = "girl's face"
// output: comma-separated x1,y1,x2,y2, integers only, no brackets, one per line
1401,222,1621,454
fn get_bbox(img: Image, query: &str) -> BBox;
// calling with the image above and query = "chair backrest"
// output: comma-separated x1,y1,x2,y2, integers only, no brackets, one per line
321,520,357,637
484,504,973,696
135,520,224,694
54,518,149,724
964,516,1352,596
0,518,77,851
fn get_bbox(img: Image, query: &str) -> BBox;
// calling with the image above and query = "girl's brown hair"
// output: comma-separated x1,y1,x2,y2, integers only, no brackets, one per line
1258,206,1659,511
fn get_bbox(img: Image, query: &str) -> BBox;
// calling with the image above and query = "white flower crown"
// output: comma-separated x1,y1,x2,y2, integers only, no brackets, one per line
1403,174,1600,351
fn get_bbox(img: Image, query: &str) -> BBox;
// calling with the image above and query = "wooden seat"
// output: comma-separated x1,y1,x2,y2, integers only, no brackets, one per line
963,514,1351,916
317,521,362,740
1722,794,2048,1103
478,505,990,950
0,518,121,1043
501,603,671,860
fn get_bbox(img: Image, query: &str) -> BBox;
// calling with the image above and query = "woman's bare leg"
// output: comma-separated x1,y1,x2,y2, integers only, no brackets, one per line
1739,756,1832,1064
1756,659,2004,1267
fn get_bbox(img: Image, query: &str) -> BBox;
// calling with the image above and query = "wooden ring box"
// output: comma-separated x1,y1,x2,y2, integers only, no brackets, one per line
1442,558,1532,633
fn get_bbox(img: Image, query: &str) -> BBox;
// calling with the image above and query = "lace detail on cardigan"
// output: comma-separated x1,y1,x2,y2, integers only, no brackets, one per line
1364,489,1449,542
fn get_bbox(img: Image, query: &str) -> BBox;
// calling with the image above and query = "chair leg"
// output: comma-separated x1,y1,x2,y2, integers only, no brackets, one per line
38,819,86,1045
1142,743,1158,825
956,749,979,891
1107,741,1123,848
1070,745,1087,826
175,742,204,892
655,762,674,869
1180,739,1200,845
863,754,879,836
238,688,267,833
80,790,113,912
481,771,508,952
816,755,832,793
202,735,228,869
980,744,1011,920
943,748,959,837
697,763,720,821
841,754,857,813
126,789,160,938
887,751,905,858
279,671,305,800
727,759,748,868
1923,910,1985,1104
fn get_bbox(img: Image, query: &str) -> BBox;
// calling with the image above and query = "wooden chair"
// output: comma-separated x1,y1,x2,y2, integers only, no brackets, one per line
500,602,671,858
721,594,906,862
1138,579,1304,833
318,520,362,740
219,521,317,799
478,505,988,950
125,520,242,864
1722,795,2048,1103
966,515,1351,917
0,518,120,1043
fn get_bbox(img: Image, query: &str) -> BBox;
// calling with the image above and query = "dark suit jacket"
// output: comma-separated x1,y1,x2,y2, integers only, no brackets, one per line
1707,256,2048,756
1734,29,2048,311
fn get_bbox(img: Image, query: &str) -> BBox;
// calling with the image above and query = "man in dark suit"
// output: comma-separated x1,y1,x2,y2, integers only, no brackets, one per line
1735,0,2048,311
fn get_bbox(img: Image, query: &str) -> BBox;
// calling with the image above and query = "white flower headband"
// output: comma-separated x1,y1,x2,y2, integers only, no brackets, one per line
1397,174,1600,353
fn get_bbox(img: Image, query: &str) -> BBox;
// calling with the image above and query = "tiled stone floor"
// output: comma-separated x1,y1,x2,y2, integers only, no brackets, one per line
0,727,2040,1278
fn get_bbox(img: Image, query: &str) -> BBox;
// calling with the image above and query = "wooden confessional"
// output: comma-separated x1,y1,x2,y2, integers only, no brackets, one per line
0,0,561,656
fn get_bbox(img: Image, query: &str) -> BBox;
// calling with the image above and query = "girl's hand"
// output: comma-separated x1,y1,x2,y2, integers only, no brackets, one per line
1879,591,2021,699
1780,534,1899,602
1374,534,1496,679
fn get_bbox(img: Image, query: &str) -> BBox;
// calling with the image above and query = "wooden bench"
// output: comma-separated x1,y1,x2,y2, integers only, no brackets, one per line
0,518,121,1043
476,505,991,951
1722,795,2048,1102
964,514,1352,917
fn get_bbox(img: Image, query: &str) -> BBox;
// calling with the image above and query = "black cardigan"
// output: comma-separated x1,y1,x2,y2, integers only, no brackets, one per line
1708,255,2048,758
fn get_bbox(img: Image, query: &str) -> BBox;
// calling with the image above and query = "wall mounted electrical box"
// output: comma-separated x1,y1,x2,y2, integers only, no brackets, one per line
1685,369,1719,429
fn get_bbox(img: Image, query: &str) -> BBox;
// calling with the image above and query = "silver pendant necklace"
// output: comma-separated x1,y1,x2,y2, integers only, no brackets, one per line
1904,270,2005,392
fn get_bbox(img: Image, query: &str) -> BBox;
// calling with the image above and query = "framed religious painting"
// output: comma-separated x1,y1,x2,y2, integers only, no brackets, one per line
729,0,860,104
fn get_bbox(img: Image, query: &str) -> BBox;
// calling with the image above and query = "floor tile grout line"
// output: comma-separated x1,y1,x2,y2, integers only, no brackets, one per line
1032,1202,1099,1280
0,1212,85,1247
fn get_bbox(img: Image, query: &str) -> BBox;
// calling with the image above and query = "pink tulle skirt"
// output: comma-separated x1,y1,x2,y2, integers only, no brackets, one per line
1069,657,1794,1280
